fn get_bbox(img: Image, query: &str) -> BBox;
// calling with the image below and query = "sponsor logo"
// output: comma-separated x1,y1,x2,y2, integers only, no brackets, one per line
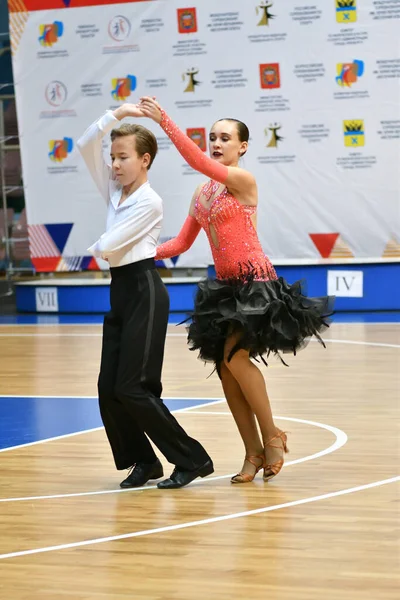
108,16,131,42
256,2,275,26
260,63,280,89
183,68,201,92
336,60,364,86
265,123,283,148
336,0,357,23
45,81,68,107
39,21,63,47
343,120,365,146
111,75,137,101
186,128,206,151
48,138,73,162
177,8,198,33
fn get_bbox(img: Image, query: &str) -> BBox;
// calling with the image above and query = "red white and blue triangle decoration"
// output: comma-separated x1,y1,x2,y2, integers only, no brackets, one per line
45,223,74,254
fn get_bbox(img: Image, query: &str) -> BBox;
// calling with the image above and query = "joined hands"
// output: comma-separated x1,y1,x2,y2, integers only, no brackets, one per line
112,98,163,124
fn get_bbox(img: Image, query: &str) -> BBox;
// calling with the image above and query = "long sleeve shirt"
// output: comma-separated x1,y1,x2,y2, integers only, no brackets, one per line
77,111,163,268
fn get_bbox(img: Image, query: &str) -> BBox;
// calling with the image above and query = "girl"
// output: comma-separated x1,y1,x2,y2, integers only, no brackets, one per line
139,96,334,484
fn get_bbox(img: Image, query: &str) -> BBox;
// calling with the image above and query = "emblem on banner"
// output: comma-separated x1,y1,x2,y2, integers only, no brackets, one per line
336,60,364,87
186,128,207,152
62,0,71,6
335,1,357,23
343,120,365,147
111,75,137,101
265,124,283,148
45,81,68,107
256,2,275,26
177,8,198,34
48,138,73,162
39,22,63,47
260,63,280,89
183,68,201,92
108,16,131,42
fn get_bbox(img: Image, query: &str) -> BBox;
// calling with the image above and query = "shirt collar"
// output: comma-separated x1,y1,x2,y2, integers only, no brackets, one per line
112,180,150,210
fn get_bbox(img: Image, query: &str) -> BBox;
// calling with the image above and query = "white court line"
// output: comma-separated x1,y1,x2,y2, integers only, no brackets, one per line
0,476,398,561
0,395,222,400
0,332,181,337
0,332,103,337
318,338,400,349
0,414,347,503
0,427,104,454
0,399,225,454
0,331,398,347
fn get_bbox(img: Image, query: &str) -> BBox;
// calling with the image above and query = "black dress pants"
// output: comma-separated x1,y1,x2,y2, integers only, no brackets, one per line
98,259,210,471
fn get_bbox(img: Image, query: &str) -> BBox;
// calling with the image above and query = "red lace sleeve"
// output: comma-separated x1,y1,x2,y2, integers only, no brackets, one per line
156,215,201,259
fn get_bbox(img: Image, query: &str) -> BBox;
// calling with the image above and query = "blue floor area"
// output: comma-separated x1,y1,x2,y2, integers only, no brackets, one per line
331,312,400,323
0,396,217,451
0,314,106,325
0,312,399,325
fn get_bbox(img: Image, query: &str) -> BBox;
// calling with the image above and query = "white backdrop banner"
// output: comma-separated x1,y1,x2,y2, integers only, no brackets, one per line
8,0,400,271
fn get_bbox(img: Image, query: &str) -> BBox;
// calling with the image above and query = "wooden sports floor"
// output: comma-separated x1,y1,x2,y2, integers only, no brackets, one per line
0,319,399,599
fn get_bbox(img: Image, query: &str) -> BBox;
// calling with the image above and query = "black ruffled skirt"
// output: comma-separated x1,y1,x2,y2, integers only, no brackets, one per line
186,274,335,368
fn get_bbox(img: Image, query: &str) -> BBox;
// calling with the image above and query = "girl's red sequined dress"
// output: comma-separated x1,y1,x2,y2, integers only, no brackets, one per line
154,112,334,369
194,181,277,281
